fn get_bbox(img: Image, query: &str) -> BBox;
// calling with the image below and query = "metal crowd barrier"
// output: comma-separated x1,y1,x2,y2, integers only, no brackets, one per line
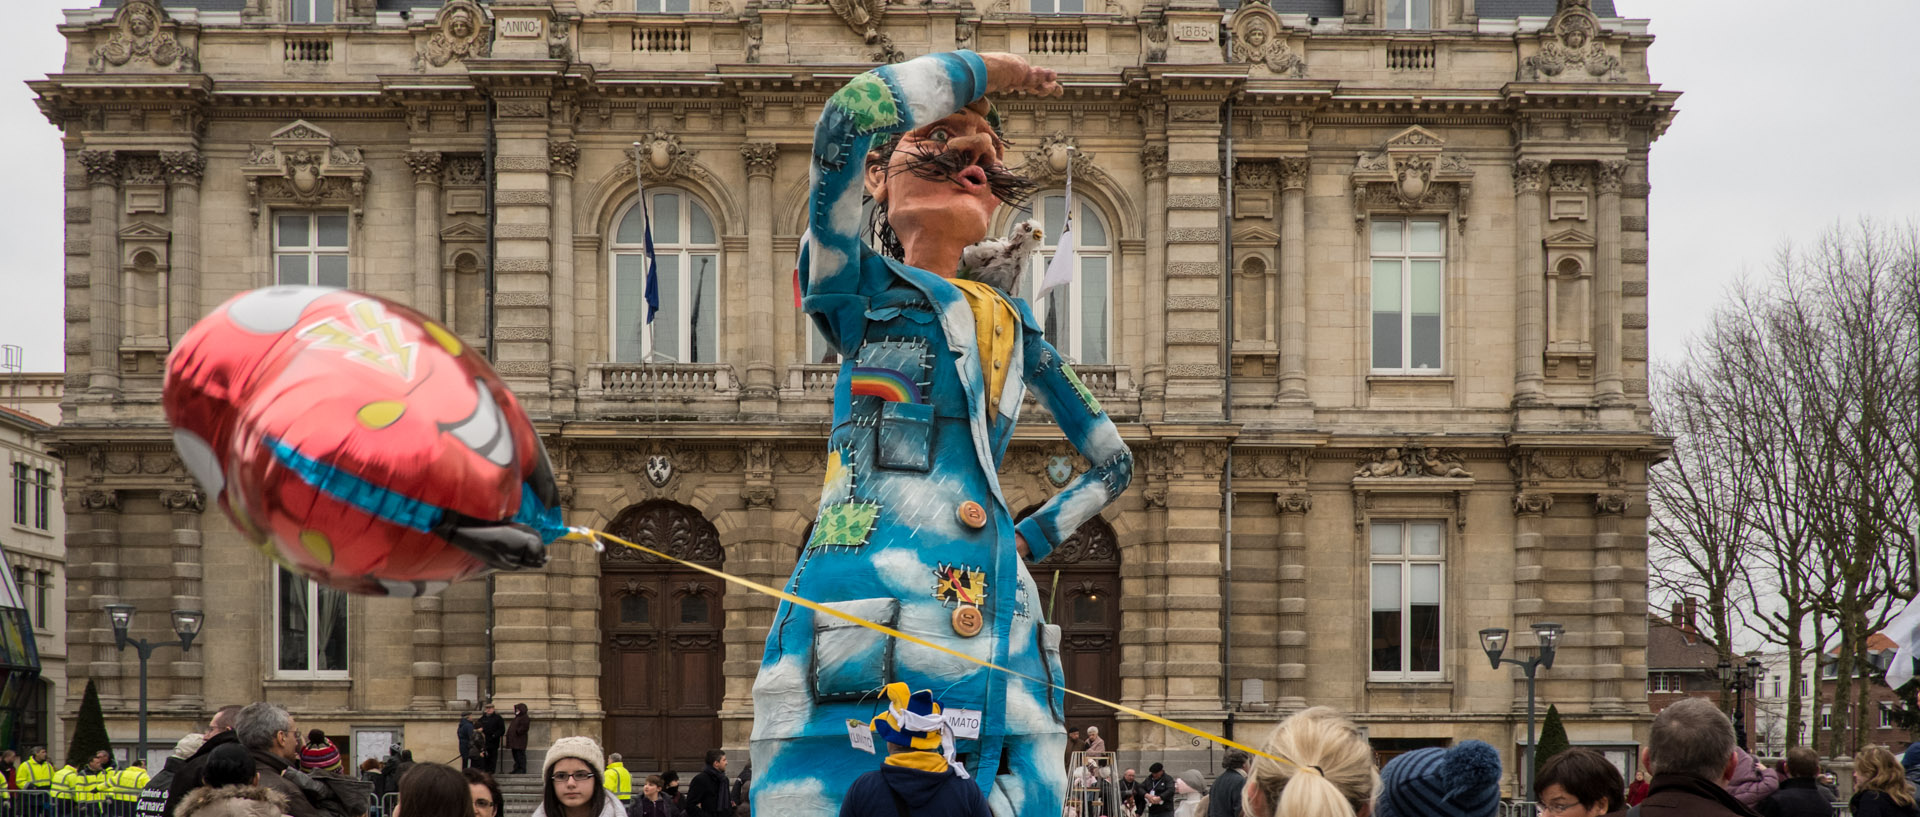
0,793,116,817
1065,752,1121,817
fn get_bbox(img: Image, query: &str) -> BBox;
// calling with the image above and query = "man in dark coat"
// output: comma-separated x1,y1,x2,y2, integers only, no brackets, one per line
161,705,244,817
1119,769,1146,816
506,705,531,775
1604,698,1760,817
457,715,476,770
1143,764,1175,817
235,703,327,817
1758,747,1836,817
1205,754,1246,817
476,705,506,774
685,751,732,817
838,685,989,817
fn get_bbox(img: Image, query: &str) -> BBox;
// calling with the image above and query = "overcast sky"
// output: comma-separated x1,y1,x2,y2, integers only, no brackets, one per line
1,1,1915,373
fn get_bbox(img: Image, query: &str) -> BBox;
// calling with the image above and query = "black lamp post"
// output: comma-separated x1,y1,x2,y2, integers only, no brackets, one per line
103,604,203,762
1717,655,1763,751
1479,622,1564,800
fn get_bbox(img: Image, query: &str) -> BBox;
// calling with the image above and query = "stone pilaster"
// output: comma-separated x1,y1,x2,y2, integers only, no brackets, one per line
1592,161,1627,405
79,151,122,396
1141,145,1169,406
1274,490,1310,710
1512,159,1548,406
720,441,782,748
411,594,446,710
487,94,555,415
740,143,779,410
160,488,206,709
77,488,122,708
405,150,444,317
549,141,579,404
1591,491,1629,711
160,151,204,345
1275,157,1310,407
1510,491,1551,711
1157,439,1226,735
1162,102,1226,422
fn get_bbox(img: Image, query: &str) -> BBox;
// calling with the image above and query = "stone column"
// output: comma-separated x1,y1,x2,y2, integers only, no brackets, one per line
549,142,579,403
79,151,121,395
1162,106,1226,421
1510,491,1552,711
160,151,205,345
1511,159,1548,406
1141,146,1169,406
160,488,206,709
410,594,446,709
405,151,444,315
1274,490,1310,710
721,442,781,747
1592,161,1628,405
741,143,779,410
1591,490,1629,710
78,488,123,707
1276,157,1310,405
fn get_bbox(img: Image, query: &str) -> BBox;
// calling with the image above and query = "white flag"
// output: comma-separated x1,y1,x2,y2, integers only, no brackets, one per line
1882,596,1920,690
1038,149,1076,299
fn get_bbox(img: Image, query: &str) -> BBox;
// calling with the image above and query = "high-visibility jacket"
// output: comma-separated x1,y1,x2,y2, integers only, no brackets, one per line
603,763,633,802
19,758,53,789
108,767,147,802
75,767,110,804
50,766,76,801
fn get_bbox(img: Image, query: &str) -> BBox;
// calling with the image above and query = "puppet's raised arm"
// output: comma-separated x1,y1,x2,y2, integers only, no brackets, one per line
1013,333,1134,561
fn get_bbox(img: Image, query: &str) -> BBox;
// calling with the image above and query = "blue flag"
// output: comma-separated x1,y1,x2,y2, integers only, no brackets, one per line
640,189,660,324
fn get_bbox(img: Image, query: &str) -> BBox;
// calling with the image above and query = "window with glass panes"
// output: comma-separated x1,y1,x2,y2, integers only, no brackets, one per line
8,463,26,526
1030,0,1085,12
276,567,348,677
1012,193,1112,364
1369,521,1443,679
1370,217,1444,373
611,191,720,364
274,212,350,288
289,0,334,23
1384,0,1430,29
637,0,692,10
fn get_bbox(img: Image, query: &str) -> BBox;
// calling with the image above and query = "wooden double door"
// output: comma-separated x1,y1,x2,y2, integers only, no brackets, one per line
1028,511,1123,750
600,501,726,775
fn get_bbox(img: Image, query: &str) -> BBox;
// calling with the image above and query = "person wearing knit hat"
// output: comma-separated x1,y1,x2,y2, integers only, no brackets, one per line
839,683,991,817
298,730,345,775
1371,741,1501,817
533,737,621,817
1172,770,1207,817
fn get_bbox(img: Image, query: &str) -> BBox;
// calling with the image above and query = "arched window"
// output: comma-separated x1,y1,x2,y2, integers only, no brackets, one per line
611,190,720,363
1008,193,1112,364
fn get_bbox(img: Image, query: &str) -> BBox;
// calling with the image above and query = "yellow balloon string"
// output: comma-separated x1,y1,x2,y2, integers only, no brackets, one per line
566,527,1296,769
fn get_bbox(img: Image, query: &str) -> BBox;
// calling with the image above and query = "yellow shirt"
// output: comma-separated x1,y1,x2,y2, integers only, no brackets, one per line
946,278,1018,413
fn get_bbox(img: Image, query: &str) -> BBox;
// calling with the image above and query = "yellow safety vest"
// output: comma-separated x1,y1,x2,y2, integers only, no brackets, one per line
603,764,633,802
110,767,148,802
19,758,53,789
50,766,75,801
79,768,110,803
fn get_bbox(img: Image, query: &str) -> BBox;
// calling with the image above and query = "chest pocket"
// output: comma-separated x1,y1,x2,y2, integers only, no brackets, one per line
851,338,934,472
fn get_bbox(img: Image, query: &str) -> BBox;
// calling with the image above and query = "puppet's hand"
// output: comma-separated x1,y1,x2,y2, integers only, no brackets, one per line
980,53,1063,97
1016,534,1031,559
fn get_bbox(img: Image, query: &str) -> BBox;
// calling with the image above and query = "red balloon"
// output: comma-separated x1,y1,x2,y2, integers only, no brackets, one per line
164,287,562,596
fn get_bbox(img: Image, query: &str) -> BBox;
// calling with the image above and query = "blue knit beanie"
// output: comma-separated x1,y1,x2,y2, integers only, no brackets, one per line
1372,741,1502,817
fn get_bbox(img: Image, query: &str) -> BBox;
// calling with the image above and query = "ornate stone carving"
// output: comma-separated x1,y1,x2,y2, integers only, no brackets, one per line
161,489,206,514
1278,156,1309,191
1351,126,1474,232
1035,516,1118,565
745,20,764,63
1596,160,1628,194
1513,492,1554,516
88,0,195,73
629,131,699,183
1141,146,1168,181
404,150,444,183
1524,0,1623,82
1549,163,1590,192
826,0,887,43
1230,449,1310,482
740,485,777,509
78,150,120,186
1513,158,1549,194
740,143,778,178
1275,491,1312,515
1594,491,1629,515
1353,446,1472,479
443,156,486,186
603,501,724,565
1234,160,1276,190
1020,134,1097,185
418,0,491,69
159,150,205,183
243,121,369,226
1227,0,1305,77
81,489,121,513
549,142,580,174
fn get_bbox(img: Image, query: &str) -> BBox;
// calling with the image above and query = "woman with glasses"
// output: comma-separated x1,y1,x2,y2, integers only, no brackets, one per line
394,765,471,817
463,770,503,817
1530,749,1624,817
533,739,621,817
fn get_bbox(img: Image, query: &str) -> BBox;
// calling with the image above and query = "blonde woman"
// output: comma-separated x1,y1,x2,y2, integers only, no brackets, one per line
1240,708,1379,817
1850,745,1919,817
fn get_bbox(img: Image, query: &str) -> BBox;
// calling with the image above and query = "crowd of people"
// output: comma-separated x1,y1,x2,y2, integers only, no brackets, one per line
3,695,1916,817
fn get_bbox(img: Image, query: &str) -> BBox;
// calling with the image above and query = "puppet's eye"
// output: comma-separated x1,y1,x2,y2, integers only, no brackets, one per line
928,128,952,143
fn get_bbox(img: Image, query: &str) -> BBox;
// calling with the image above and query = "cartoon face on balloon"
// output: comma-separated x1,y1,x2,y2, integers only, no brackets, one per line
165,287,562,597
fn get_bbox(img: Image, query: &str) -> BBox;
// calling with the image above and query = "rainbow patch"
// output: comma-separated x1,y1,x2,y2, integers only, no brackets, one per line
849,366,923,403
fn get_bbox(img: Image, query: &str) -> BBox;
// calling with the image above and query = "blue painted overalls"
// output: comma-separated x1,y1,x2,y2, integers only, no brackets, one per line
749,51,1134,817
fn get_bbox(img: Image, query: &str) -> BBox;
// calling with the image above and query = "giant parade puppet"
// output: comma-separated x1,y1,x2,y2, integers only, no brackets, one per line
749,51,1134,817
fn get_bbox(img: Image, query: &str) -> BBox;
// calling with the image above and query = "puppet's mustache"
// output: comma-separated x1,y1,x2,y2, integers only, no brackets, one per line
892,143,1036,207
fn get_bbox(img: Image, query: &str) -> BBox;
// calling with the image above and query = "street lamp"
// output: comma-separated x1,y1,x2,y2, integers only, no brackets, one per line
1716,655,1763,751
104,604,203,762
1480,622,1564,799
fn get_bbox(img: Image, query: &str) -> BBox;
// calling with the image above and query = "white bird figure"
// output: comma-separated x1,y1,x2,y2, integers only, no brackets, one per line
958,218,1045,294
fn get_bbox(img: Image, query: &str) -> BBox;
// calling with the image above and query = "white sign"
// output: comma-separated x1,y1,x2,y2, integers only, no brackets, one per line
847,719,876,754
944,708,983,740
499,18,544,38
1173,22,1217,42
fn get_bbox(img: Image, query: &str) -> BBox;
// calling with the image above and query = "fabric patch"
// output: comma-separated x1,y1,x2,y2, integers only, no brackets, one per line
849,366,924,403
827,73,901,132
809,501,881,549
1061,364,1104,416
821,448,854,506
933,563,987,606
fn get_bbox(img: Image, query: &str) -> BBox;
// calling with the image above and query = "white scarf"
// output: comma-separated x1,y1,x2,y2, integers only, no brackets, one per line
889,703,969,780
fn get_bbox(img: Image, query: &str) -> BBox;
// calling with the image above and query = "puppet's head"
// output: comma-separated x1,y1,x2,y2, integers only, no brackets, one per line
863,99,1034,260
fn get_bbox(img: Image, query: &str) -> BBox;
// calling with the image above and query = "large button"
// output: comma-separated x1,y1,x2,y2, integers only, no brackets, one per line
956,501,988,529
992,360,1003,370
952,605,984,637
995,325,1005,336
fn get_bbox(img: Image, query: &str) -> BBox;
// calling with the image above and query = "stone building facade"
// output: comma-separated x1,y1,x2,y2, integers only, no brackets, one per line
35,0,1675,789
1,404,67,756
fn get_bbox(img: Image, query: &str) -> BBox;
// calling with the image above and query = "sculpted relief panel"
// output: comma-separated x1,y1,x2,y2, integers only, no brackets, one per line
87,0,196,73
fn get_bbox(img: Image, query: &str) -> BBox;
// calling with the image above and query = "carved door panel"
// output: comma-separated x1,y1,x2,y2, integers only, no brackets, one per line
1034,568,1121,748
601,501,726,775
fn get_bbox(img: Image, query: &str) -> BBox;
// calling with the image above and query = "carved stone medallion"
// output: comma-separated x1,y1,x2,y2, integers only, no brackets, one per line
419,0,492,69
88,0,195,73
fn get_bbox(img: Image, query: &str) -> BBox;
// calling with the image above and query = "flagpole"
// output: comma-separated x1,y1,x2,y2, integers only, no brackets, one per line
1038,145,1077,327
633,141,661,423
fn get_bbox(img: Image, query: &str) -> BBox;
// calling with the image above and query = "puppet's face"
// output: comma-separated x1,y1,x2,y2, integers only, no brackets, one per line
866,108,1007,253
